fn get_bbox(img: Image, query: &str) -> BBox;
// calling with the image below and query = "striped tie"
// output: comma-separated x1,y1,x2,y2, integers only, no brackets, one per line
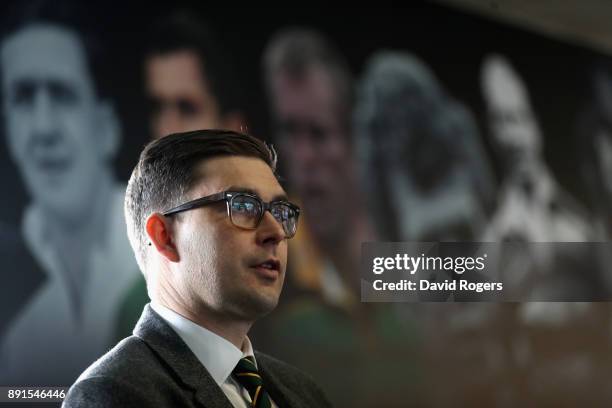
232,356,272,408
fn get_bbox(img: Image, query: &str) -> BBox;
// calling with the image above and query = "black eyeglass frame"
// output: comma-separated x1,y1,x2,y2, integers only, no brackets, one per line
162,190,301,238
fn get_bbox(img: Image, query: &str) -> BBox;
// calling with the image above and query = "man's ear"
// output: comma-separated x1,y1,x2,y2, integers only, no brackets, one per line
95,100,121,161
146,213,180,263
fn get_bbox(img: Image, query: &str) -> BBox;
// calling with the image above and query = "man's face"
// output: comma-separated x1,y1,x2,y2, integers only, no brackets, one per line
1,24,109,220
145,50,223,139
172,156,288,320
270,66,352,243
481,59,542,167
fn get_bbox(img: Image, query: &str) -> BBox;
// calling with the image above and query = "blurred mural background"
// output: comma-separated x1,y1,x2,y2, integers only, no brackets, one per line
1,0,612,406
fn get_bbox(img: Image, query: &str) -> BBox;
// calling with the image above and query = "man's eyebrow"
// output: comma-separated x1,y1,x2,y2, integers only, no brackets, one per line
226,186,288,202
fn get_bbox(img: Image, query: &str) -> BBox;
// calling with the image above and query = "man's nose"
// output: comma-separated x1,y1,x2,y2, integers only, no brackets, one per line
291,132,318,167
256,211,285,246
32,89,59,143
155,107,182,138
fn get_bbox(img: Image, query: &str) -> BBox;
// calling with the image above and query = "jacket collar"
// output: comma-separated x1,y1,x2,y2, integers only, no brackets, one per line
134,303,308,408
133,304,233,408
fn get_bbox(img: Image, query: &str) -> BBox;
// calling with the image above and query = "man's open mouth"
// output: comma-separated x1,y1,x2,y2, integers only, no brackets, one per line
251,259,281,279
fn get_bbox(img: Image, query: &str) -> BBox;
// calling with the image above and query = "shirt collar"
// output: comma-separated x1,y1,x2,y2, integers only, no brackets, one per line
22,183,131,283
150,301,255,386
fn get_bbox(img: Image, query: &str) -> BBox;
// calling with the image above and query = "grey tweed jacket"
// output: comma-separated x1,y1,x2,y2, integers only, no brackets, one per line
62,304,332,408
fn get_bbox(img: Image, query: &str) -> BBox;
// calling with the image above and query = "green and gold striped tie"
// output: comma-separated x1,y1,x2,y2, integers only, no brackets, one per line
232,356,272,408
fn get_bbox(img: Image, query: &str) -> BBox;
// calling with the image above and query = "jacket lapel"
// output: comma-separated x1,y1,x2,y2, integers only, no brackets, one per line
133,304,234,408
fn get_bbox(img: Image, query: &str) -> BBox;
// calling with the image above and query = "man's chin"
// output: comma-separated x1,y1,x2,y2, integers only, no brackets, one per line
34,193,85,220
249,294,279,317
229,292,280,321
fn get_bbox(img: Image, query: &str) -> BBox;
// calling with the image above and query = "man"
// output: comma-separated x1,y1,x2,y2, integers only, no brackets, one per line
262,30,422,408
354,51,495,242
479,54,603,405
263,28,373,305
481,54,592,245
0,4,144,385
144,11,246,139
353,51,501,405
62,129,330,407
480,54,594,295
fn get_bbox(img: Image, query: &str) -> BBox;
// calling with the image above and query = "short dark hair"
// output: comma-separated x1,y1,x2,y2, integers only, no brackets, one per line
1,0,111,100
263,28,354,130
144,10,241,116
125,129,277,274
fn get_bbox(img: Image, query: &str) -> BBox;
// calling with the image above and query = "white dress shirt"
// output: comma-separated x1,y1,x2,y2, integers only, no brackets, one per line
0,185,143,386
151,302,278,408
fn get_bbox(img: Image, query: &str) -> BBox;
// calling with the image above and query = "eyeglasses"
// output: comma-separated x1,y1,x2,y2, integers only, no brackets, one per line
162,191,301,239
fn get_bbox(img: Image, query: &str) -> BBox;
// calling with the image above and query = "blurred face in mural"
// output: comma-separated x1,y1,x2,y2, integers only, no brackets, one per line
146,50,224,139
356,52,491,242
481,56,542,170
1,24,118,222
269,64,353,245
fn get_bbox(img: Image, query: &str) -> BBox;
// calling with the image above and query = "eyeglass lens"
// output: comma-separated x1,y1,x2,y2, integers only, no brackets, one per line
229,194,297,237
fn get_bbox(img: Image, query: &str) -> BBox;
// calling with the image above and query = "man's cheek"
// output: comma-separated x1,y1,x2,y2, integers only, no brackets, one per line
6,121,28,157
